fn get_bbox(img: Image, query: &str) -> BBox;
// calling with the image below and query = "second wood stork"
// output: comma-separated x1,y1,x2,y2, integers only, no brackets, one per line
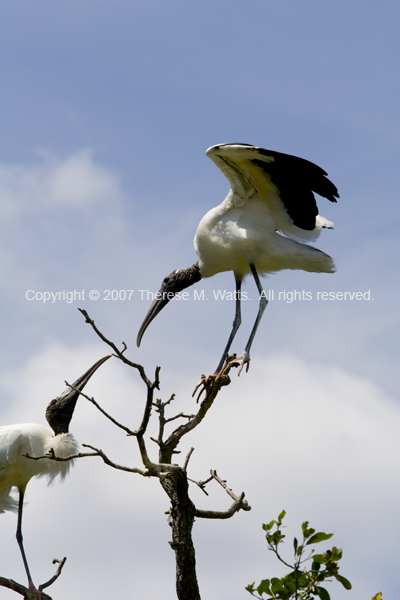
0,354,110,595
137,143,339,374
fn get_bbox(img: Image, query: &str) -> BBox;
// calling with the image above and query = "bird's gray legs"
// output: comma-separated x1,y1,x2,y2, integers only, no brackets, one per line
231,264,268,375
194,265,267,397
244,264,268,355
16,489,41,597
215,278,242,373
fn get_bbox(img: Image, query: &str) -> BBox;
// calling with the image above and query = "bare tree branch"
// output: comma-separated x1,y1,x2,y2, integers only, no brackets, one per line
183,447,195,472
161,375,229,462
78,308,159,390
0,557,66,599
0,578,51,599
210,470,250,509
187,474,213,496
165,412,196,424
65,382,136,437
72,307,250,600
39,558,67,591
195,491,250,519
23,446,150,476
136,366,160,437
192,470,251,517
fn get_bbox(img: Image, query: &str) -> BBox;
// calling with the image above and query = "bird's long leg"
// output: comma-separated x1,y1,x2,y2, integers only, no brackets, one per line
215,277,242,373
231,264,268,375
16,488,41,597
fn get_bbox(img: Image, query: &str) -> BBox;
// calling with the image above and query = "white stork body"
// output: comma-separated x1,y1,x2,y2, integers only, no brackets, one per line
0,355,110,595
0,424,77,513
195,196,334,278
137,143,339,374
194,144,335,279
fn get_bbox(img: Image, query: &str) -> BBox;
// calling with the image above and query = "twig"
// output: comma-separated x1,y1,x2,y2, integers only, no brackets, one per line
0,577,51,599
39,558,67,591
65,382,136,437
187,474,213,496
183,447,195,471
165,412,196,424
193,470,251,518
81,444,153,475
162,374,230,460
210,469,249,505
23,446,150,476
78,308,158,389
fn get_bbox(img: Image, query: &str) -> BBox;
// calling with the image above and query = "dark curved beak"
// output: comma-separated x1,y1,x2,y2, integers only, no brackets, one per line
46,355,112,434
69,354,112,393
137,287,172,347
136,263,201,348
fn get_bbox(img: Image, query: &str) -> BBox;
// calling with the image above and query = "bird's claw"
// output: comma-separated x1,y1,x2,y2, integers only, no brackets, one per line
192,374,215,402
192,367,231,402
28,582,43,600
227,351,250,375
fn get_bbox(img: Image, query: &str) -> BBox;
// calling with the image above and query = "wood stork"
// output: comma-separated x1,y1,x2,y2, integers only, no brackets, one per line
0,355,110,595
137,143,339,374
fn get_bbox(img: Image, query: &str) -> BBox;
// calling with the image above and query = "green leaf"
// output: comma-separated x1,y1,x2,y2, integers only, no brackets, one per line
257,579,272,595
268,531,285,546
315,586,331,600
306,532,334,545
335,574,352,590
263,521,275,531
311,553,325,564
293,537,298,554
311,560,321,573
270,578,285,593
301,521,309,536
263,520,276,532
278,510,286,524
329,547,342,561
296,573,309,589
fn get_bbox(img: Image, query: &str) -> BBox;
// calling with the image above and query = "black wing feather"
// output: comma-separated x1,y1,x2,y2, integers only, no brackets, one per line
252,149,339,231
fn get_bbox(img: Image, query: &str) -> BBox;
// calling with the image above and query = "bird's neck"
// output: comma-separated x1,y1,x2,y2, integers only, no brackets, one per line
176,262,202,291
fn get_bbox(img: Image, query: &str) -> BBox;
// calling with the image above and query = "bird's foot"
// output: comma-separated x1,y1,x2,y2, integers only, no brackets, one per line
192,373,215,402
227,350,250,375
192,367,231,402
28,581,42,600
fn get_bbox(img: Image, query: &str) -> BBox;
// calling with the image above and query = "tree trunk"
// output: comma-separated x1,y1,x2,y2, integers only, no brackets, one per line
160,468,200,600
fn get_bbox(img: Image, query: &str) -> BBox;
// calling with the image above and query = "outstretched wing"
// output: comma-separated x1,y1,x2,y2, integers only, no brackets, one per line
206,143,339,242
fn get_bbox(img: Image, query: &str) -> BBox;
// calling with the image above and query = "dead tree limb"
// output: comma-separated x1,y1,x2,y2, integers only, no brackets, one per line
0,556,66,600
18,309,251,600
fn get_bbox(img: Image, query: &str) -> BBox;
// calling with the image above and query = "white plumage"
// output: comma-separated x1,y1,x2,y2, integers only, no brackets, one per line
195,144,336,277
137,143,339,374
0,424,77,513
0,355,110,594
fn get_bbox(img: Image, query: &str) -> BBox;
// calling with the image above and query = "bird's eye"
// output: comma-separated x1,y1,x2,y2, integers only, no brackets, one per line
50,399,57,406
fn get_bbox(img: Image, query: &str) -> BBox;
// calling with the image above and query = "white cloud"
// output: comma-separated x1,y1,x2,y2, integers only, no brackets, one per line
0,149,132,291
1,346,398,598
0,149,124,218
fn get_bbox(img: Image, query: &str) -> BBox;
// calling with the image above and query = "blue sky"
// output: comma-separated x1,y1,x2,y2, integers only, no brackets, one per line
0,1,399,598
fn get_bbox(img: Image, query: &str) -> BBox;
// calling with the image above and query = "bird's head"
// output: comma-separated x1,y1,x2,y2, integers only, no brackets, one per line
137,262,201,347
45,355,111,435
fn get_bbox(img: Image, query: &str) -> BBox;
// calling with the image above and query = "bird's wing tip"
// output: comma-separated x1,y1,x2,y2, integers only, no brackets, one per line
206,143,255,157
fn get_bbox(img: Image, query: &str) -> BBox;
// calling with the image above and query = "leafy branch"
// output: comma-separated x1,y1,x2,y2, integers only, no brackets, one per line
246,511,352,600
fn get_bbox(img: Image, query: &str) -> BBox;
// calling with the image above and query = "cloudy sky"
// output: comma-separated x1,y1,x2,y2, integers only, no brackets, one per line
1,1,399,598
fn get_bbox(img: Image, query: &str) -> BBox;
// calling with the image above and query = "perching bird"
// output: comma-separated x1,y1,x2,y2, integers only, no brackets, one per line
0,355,110,595
137,143,339,374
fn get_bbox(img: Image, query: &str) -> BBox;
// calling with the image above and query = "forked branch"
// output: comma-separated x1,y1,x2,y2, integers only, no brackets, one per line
194,470,251,518
0,557,66,599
